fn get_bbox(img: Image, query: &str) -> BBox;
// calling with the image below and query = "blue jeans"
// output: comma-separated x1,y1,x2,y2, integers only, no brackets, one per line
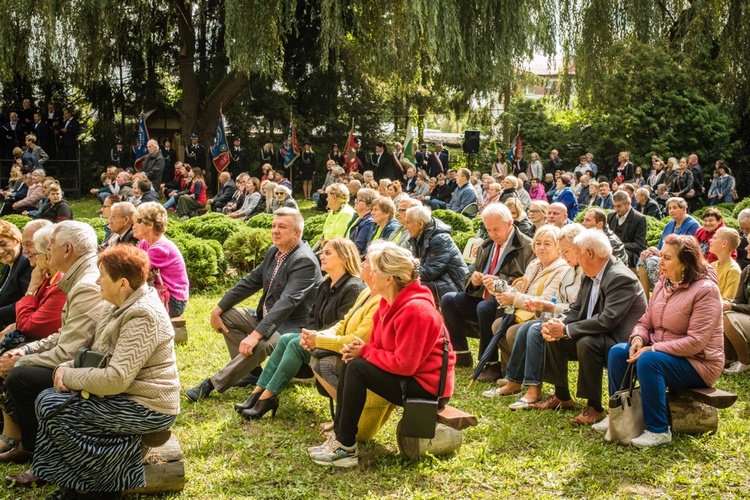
505,321,545,386
163,196,178,210
608,343,706,433
428,199,447,210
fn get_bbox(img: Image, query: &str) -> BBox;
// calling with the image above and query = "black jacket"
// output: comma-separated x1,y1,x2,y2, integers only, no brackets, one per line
142,152,166,187
607,209,648,267
413,217,468,299
0,253,32,326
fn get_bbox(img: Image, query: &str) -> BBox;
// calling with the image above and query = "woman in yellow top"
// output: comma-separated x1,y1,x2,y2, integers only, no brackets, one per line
321,183,355,240
299,242,391,440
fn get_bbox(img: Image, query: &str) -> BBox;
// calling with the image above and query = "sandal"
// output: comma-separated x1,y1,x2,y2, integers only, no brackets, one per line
0,435,17,453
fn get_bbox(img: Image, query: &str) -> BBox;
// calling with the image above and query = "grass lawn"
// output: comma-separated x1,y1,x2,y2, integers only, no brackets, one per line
3,197,750,499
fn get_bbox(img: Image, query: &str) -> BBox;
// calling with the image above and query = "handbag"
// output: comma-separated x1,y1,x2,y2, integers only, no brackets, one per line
46,348,111,420
148,269,171,312
399,327,450,439
605,363,646,444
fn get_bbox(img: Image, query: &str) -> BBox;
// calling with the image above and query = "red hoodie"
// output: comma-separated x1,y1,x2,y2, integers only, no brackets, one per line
359,280,455,398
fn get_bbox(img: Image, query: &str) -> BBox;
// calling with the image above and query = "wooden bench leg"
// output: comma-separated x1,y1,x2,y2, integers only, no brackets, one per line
668,394,718,435
171,317,188,344
124,434,185,495
396,421,463,461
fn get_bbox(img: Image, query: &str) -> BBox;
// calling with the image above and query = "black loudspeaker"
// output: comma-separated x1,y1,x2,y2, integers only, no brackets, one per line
463,130,480,154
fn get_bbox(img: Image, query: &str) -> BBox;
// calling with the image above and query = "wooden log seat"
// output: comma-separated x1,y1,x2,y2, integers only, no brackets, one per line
171,316,188,344
668,387,738,435
397,405,478,460
124,433,185,495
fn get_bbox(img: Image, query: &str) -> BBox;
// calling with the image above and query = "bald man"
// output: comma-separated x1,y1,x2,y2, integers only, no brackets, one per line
142,139,166,188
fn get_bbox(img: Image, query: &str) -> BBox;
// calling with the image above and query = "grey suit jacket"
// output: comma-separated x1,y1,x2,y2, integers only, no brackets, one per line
217,241,322,337
562,257,647,343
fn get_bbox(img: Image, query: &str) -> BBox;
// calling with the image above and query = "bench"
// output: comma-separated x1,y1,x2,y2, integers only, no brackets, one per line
124,433,185,495
171,316,188,344
667,387,738,435
396,405,478,460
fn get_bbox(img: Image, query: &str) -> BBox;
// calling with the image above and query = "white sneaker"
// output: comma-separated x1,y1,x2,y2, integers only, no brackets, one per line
723,361,750,375
482,386,520,398
631,429,672,449
310,439,359,467
307,433,336,456
591,415,609,434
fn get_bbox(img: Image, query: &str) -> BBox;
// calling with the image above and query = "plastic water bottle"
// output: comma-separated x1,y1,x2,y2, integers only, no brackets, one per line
540,297,556,321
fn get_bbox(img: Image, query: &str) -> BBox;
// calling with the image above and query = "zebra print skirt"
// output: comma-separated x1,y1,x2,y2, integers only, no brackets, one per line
32,388,177,492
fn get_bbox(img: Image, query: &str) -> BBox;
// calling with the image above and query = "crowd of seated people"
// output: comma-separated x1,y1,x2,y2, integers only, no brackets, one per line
0,143,744,496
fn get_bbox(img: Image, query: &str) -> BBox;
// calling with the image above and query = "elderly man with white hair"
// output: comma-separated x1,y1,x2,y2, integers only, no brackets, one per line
440,203,534,369
0,221,106,469
540,228,647,426
737,209,750,270
142,139,166,188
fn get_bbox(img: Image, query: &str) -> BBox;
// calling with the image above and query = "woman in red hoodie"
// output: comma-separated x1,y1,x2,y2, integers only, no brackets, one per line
308,242,456,467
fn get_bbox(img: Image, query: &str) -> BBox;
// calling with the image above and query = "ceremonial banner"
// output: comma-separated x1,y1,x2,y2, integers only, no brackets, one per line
343,121,362,173
210,114,231,172
133,114,149,171
283,113,300,169
507,133,522,164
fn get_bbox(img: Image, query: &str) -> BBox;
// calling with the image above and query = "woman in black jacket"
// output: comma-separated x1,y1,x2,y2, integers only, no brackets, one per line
0,220,32,328
234,238,367,419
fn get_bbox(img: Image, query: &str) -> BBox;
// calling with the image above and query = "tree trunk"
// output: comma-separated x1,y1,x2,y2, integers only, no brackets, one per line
175,0,199,153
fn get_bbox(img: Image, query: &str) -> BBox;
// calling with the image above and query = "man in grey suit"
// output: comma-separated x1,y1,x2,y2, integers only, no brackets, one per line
208,171,238,212
539,229,647,425
607,190,647,267
186,208,322,402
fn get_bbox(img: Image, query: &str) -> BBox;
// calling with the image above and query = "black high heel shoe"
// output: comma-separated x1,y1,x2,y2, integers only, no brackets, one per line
234,392,262,414
241,396,279,420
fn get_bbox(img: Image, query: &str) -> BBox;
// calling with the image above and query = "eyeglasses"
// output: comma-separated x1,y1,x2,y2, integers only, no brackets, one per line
528,209,543,214
135,218,146,224
275,192,285,196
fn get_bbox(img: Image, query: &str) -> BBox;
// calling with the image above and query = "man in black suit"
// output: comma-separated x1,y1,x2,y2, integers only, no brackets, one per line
185,134,205,168
44,102,62,130
32,113,53,156
58,108,79,163
427,142,449,177
607,190,647,268
186,208,322,402
372,142,395,181
3,112,24,159
540,229,647,425
634,188,662,220
19,99,35,132
98,201,139,252
160,138,177,183
208,171,237,212
414,144,429,172
141,139,166,187
228,137,245,179
440,203,534,371
109,139,128,168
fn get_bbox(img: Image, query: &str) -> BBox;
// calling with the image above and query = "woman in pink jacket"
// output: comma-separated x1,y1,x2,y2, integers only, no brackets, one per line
600,234,723,448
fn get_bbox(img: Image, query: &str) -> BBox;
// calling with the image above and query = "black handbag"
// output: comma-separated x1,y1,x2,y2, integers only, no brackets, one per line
46,348,111,420
399,327,450,439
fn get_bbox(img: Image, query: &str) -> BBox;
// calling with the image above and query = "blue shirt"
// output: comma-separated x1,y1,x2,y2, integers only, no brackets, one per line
446,182,478,213
657,215,700,249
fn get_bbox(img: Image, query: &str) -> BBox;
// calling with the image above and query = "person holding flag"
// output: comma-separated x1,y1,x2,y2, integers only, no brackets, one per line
507,134,525,176
282,113,301,177
210,115,232,175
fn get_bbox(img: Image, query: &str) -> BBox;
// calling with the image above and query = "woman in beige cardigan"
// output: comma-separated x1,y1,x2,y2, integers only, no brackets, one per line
21,245,180,498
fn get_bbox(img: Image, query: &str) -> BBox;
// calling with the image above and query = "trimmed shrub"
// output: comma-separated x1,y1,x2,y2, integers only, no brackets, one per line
165,223,185,241
693,205,735,221
472,216,484,233
170,234,222,288
177,213,249,244
452,231,474,251
732,198,750,218
0,214,32,231
77,217,108,243
432,209,471,233
724,217,740,231
223,228,273,274
303,214,327,243
247,213,274,229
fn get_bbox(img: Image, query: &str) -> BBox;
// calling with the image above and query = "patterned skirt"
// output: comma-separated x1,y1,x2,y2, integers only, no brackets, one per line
637,254,661,287
310,353,344,389
32,388,176,492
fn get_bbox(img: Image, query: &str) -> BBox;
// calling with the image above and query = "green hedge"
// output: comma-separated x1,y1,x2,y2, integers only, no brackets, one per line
0,214,32,231
247,213,274,229
733,199,750,218
176,212,249,245
223,228,273,274
431,209,472,233
303,214,326,243
452,231,474,251
77,217,109,243
170,233,223,288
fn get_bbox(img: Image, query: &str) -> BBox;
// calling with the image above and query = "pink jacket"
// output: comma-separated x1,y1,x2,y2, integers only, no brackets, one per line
528,184,547,201
629,268,724,387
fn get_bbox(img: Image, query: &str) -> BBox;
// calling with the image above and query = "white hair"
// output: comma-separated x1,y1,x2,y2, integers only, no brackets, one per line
34,225,56,254
406,205,432,226
738,209,750,225
481,202,513,224
54,221,98,256
573,228,612,259
274,207,305,231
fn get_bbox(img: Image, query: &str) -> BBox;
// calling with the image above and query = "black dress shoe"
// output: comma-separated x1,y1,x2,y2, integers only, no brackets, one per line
0,447,33,464
234,392,262,414
5,468,46,487
241,396,279,420
234,367,263,388
185,379,214,402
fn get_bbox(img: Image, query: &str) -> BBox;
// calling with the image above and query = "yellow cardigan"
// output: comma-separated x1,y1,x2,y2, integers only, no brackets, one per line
315,287,381,352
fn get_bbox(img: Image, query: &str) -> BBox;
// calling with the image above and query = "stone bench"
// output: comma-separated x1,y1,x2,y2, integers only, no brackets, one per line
171,316,188,344
125,433,184,495
668,387,738,435
397,405,478,460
